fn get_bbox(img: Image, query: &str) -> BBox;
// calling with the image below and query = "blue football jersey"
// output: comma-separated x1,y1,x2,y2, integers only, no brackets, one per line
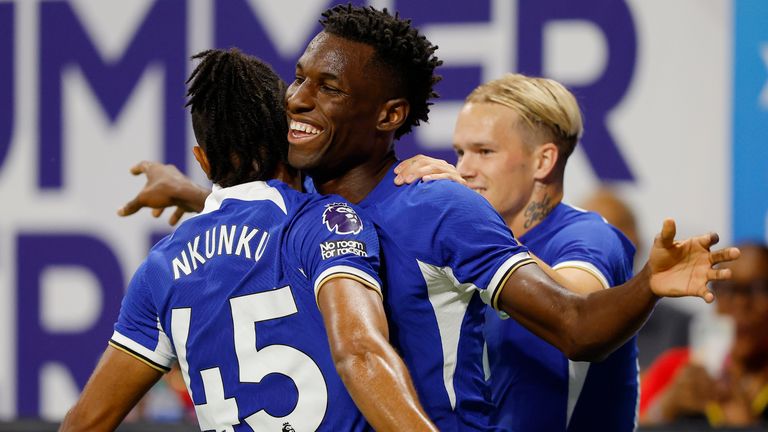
357,167,533,431
111,180,382,432
485,203,638,432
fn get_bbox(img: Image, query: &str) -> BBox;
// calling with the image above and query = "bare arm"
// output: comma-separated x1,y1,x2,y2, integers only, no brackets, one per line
528,252,606,295
117,161,209,225
317,278,437,431
59,346,163,432
496,219,739,361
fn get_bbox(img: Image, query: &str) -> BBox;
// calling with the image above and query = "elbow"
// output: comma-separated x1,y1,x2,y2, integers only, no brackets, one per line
329,333,387,381
564,343,610,362
557,305,611,362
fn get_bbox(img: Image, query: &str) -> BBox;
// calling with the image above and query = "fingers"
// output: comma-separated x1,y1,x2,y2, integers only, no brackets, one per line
422,173,468,185
659,218,677,248
707,267,732,281
152,208,164,218
710,247,740,265
129,160,153,176
169,207,186,226
393,155,456,185
117,197,144,217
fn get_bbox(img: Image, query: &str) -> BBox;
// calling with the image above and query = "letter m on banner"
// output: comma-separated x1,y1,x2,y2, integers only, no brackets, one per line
38,1,187,189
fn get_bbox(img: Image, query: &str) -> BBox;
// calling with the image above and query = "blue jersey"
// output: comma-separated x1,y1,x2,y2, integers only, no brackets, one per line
357,167,533,431
111,180,382,432
485,203,638,432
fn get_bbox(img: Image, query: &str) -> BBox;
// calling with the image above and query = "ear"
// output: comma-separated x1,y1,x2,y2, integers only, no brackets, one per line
533,142,560,181
192,145,212,180
376,98,410,134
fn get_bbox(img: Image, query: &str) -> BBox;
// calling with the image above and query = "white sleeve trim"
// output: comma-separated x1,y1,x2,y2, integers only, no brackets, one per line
111,330,175,368
313,265,382,301
553,260,610,289
481,252,533,307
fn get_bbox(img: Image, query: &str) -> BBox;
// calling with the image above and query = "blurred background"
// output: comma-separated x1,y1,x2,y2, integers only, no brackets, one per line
1,0,767,429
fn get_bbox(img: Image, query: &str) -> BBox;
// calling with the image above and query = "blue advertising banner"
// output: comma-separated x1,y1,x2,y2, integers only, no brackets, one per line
733,0,768,243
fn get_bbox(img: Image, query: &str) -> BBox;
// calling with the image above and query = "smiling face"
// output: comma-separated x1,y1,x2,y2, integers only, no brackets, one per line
453,102,538,224
285,32,389,176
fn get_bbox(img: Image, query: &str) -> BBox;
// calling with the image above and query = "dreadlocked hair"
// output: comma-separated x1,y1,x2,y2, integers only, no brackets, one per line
320,4,442,139
186,48,288,187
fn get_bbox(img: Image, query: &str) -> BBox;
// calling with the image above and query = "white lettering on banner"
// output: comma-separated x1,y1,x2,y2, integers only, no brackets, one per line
172,225,270,280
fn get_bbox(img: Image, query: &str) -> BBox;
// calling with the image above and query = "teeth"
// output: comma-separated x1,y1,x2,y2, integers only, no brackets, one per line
290,120,321,135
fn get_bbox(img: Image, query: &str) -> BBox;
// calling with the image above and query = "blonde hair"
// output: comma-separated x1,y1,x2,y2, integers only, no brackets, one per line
466,73,583,170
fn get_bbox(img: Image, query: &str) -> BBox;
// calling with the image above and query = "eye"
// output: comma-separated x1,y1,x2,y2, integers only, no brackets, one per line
293,75,305,85
454,148,464,158
320,84,341,94
479,148,494,156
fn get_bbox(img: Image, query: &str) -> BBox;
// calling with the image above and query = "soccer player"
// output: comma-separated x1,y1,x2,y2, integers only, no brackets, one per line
118,5,738,430
398,73,640,430
60,49,434,432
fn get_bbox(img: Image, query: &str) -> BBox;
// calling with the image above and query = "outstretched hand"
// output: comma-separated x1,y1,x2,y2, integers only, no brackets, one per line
393,155,466,186
648,219,740,303
117,161,208,226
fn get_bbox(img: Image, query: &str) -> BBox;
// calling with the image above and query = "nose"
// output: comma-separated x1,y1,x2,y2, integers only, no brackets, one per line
286,80,313,114
456,153,476,181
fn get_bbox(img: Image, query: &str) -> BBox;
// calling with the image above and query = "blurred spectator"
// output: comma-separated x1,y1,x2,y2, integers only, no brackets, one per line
580,188,639,247
639,243,768,427
580,187,692,369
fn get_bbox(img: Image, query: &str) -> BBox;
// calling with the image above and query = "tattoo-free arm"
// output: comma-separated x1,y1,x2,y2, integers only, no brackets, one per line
528,252,606,295
496,219,739,361
117,161,209,225
317,278,437,431
59,346,163,432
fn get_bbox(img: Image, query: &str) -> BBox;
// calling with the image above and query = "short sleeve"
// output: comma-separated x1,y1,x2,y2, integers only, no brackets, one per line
288,198,383,302
548,221,635,287
398,181,534,309
110,260,175,372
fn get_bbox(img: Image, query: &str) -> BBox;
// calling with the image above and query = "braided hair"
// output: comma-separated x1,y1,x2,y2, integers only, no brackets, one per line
186,48,287,187
320,4,443,139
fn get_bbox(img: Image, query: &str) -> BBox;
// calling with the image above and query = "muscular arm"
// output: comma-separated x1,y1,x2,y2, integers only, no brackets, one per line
497,220,738,362
317,278,437,431
59,346,163,432
497,262,655,361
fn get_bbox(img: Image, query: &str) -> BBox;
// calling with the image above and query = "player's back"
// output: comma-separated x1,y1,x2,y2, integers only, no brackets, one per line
358,167,533,431
112,180,376,432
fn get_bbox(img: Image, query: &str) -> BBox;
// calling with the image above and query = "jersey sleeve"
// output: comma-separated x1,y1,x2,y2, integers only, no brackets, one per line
547,220,635,287
110,260,175,372
288,198,383,303
402,182,534,309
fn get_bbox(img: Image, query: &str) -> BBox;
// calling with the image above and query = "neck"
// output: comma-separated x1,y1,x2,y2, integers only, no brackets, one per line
311,151,397,204
272,162,303,191
507,181,563,237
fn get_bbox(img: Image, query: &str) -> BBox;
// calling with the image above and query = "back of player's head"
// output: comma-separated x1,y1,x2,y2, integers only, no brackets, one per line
467,73,583,172
186,48,287,187
319,4,443,139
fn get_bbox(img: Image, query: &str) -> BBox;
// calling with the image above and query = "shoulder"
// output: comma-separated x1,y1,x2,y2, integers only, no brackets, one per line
553,205,632,249
391,179,500,219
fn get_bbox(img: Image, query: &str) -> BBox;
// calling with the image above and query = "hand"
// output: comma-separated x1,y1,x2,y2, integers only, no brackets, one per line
647,219,740,302
117,161,208,225
393,155,466,186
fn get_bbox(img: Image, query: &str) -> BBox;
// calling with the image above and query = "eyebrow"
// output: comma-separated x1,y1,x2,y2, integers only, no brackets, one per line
464,142,495,149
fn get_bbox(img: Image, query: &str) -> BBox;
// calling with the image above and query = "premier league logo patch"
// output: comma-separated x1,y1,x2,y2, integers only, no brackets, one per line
322,203,363,235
